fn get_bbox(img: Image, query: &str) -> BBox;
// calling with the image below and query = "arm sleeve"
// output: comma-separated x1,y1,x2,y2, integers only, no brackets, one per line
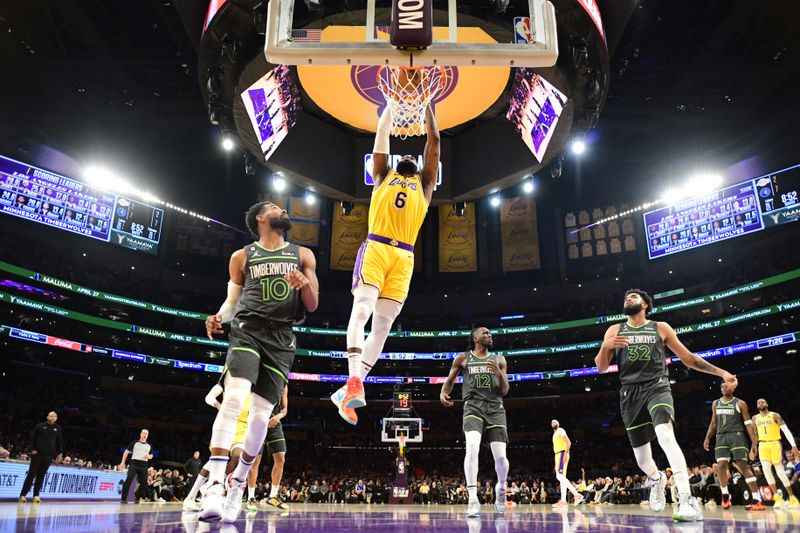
781,424,797,447
373,106,392,154
217,281,243,323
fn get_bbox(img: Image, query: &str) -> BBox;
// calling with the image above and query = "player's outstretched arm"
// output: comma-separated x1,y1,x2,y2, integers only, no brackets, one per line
421,105,440,204
440,353,466,407
595,324,625,373
703,401,717,452
372,107,392,188
205,250,246,339
658,322,737,387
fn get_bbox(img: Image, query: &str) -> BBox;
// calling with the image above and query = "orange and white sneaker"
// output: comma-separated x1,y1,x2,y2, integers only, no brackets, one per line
343,376,366,409
331,387,358,425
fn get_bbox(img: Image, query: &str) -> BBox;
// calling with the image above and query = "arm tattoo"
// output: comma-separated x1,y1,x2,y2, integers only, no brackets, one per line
692,356,717,374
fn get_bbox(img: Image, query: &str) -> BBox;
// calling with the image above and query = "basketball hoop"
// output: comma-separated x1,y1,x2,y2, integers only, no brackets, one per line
377,66,446,140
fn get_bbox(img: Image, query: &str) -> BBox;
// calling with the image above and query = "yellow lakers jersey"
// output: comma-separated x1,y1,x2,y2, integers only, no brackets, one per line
755,412,781,442
369,171,428,246
553,428,569,453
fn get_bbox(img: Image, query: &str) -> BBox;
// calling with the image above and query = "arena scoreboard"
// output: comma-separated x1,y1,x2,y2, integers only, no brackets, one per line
0,155,163,255
393,391,413,414
756,165,800,227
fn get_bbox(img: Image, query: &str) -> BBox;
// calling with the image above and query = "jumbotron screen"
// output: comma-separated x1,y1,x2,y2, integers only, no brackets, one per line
755,165,800,227
506,69,567,163
241,65,302,162
643,181,763,259
0,155,164,255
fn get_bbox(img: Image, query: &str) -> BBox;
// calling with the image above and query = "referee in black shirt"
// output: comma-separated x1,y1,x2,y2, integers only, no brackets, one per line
119,429,153,503
19,411,63,503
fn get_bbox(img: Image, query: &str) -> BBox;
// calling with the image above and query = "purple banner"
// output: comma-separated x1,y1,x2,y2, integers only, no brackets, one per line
644,181,763,259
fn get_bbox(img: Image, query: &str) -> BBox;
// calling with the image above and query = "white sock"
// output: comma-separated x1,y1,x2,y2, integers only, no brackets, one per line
468,486,478,502
348,352,363,379
207,456,229,484
270,484,279,498
248,486,256,500
186,472,208,501
745,478,761,501
654,423,690,497
721,486,728,495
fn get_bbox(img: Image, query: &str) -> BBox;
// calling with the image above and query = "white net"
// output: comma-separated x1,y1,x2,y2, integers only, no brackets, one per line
377,66,446,139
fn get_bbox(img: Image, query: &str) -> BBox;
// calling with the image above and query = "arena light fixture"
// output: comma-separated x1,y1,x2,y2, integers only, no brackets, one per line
272,176,287,192
490,195,501,207
686,172,723,195
571,137,586,155
523,180,535,194
221,132,235,151
305,190,316,205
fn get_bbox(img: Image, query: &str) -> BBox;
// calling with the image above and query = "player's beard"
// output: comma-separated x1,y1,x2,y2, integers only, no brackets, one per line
270,217,292,232
623,303,643,316
396,159,418,176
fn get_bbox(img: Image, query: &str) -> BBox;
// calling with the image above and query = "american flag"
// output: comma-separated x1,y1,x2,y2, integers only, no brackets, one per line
290,29,321,42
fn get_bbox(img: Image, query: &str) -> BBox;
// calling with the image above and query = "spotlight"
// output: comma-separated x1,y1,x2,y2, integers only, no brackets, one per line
453,201,466,216
272,176,287,192
523,180,534,194
341,200,354,216
686,173,723,195
206,67,222,99
490,195,501,207
305,190,316,205
221,132,235,151
571,138,586,155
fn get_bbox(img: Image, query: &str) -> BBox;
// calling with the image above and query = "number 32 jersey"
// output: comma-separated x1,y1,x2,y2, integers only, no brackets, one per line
369,171,428,245
614,320,669,385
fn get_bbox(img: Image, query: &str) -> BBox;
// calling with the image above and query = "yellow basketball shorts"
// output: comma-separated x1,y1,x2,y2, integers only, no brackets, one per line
352,240,414,304
554,451,570,475
758,441,782,464
232,419,248,451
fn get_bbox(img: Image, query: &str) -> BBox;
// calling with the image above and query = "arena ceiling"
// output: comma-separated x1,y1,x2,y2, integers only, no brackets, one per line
0,1,798,224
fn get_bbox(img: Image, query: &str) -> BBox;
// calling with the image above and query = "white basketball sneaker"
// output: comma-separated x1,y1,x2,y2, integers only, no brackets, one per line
198,481,225,522
672,495,703,522
222,473,246,523
466,499,481,517
494,483,507,514
182,498,201,512
646,471,667,512
330,386,358,425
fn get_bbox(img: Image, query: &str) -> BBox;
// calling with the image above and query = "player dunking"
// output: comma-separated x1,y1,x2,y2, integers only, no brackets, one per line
551,420,583,507
702,381,764,510
440,327,510,517
332,104,440,425
752,398,800,508
199,202,318,522
595,289,738,522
